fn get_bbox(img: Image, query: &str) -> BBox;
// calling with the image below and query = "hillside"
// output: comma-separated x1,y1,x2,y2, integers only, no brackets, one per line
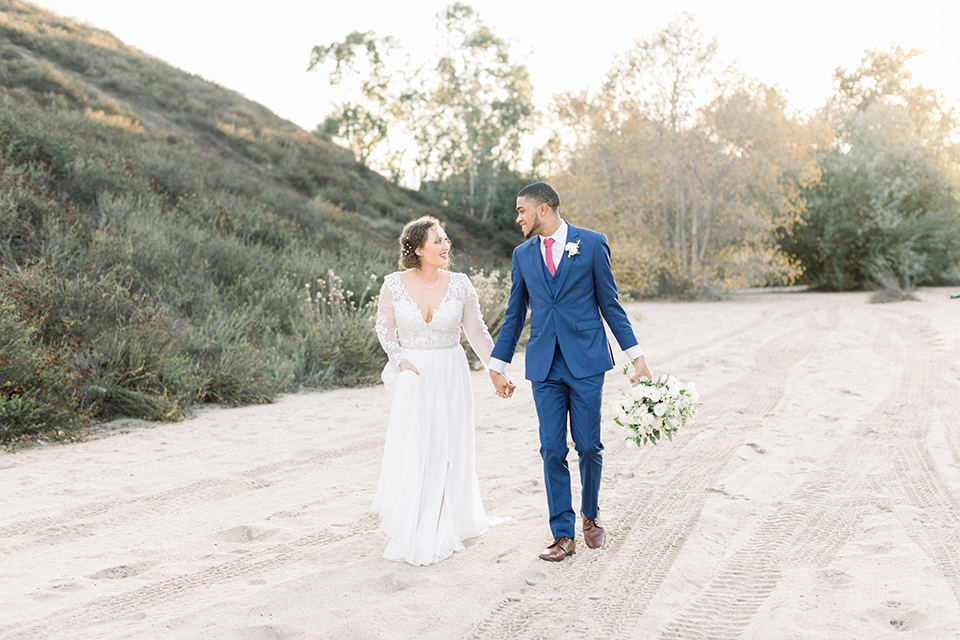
0,0,505,254
0,0,507,441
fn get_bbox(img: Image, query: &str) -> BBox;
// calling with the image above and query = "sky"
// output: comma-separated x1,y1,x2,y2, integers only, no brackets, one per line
30,0,960,133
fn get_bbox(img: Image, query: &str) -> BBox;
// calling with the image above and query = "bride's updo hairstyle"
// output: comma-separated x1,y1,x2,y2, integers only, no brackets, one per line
398,216,445,270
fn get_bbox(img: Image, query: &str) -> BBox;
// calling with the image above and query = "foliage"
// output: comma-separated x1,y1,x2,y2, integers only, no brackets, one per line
615,373,701,446
552,14,822,297
309,3,537,224
0,280,91,441
0,0,506,440
865,256,919,303
307,30,399,166
784,47,960,290
409,3,536,221
281,270,383,388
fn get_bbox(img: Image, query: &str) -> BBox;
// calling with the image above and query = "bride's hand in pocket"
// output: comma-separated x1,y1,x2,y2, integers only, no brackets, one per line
399,361,420,375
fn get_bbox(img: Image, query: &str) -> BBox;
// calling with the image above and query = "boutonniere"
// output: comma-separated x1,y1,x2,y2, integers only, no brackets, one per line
565,240,581,257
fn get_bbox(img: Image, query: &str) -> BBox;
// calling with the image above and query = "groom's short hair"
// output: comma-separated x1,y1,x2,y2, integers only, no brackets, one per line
518,182,560,211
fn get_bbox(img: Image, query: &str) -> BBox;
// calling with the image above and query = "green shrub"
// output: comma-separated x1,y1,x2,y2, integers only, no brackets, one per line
0,6,506,441
0,288,91,440
787,100,960,290
287,271,383,388
186,310,277,405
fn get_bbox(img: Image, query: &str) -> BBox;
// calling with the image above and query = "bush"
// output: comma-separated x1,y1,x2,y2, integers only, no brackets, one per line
787,103,960,290
285,271,383,388
0,6,506,441
0,289,91,440
185,311,277,405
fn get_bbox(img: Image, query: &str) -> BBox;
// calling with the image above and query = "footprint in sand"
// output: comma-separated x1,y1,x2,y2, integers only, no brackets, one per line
522,569,546,588
376,572,427,593
234,625,285,640
819,568,854,586
27,579,85,600
48,579,85,591
85,563,152,580
878,600,927,633
214,525,278,544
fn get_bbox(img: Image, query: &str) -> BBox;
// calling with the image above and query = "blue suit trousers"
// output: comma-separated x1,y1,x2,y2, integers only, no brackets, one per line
532,344,605,539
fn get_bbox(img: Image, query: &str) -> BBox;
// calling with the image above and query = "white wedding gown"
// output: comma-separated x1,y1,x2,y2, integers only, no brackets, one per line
373,271,494,566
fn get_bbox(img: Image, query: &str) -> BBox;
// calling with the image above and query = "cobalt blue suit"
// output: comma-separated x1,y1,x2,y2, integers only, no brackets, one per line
491,224,639,539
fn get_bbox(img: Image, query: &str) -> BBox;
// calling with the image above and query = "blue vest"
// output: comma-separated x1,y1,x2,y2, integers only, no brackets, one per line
539,243,565,295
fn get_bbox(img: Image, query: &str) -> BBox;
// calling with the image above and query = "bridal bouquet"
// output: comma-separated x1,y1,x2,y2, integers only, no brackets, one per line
615,370,701,446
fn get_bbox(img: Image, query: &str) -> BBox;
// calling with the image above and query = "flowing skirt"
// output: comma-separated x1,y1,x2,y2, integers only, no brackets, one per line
372,345,490,566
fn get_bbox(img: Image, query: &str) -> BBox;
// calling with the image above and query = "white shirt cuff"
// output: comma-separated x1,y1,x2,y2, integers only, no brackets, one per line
625,345,644,361
487,357,508,374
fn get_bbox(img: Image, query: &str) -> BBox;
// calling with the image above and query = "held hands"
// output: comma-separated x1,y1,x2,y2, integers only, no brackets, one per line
489,370,516,398
630,355,653,384
490,359,647,394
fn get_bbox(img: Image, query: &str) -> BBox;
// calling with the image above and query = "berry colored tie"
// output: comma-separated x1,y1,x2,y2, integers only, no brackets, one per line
544,238,556,276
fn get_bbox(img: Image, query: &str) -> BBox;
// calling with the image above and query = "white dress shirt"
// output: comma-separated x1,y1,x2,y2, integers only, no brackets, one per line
541,221,568,273
488,220,643,374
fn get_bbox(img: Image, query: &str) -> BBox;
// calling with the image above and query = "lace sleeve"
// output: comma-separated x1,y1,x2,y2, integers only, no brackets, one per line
460,274,494,368
375,276,407,367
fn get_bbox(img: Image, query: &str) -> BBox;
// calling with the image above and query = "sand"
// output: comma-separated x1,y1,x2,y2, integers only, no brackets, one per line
2,286,960,639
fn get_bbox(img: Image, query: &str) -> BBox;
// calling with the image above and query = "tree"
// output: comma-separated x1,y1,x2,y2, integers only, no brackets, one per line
409,3,535,220
553,14,821,296
785,46,960,290
307,30,400,167
308,4,536,221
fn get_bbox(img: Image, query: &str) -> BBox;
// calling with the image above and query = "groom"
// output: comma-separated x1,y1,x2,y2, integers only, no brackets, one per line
489,182,652,562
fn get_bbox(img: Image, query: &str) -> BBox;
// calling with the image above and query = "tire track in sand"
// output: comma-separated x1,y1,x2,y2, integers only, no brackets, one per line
468,313,820,639
656,306,935,638
875,312,960,607
0,513,378,639
0,437,381,546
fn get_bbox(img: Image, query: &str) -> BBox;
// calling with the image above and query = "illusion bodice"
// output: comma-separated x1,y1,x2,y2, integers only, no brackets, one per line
376,271,493,367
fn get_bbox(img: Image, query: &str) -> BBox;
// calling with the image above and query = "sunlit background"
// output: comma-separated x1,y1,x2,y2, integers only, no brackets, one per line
31,0,960,131
3,0,959,436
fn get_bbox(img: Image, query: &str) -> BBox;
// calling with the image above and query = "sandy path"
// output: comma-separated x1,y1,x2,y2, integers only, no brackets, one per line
2,287,959,639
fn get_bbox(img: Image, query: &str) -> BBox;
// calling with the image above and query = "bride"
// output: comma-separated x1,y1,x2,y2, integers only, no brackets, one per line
373,216,511,566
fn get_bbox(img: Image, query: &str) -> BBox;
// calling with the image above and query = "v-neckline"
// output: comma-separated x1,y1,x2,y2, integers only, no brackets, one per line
398,272,454,325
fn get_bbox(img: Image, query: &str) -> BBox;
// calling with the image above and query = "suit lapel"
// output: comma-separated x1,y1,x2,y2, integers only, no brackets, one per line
553,225,579,295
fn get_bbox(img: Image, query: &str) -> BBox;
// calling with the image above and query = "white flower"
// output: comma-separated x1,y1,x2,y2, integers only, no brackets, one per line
565,240,581,257
619,371,701,446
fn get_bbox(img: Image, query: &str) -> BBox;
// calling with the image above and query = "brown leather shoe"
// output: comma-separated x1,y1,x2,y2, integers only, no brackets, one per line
539,536,576,562
582,513,605,549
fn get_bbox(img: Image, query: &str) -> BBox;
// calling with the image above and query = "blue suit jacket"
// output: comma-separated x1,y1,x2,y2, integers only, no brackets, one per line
491,224,639,382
